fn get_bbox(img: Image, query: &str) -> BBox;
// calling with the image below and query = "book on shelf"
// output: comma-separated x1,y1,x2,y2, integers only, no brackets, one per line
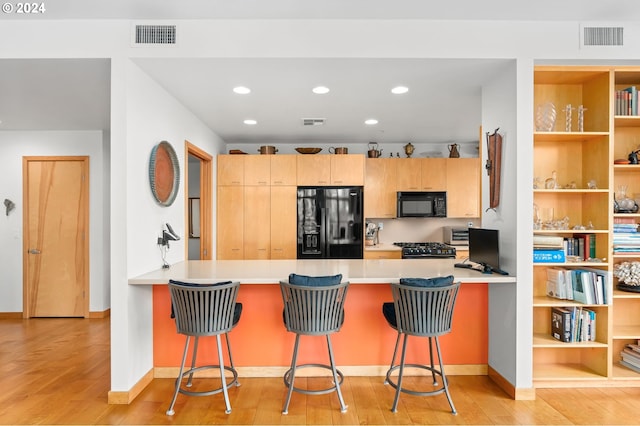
575,233,596,260
544,267,607,305
551,307,572,343
620,359,640,374
625,86,638,116
533,235,564,249
614,217,638,225
620,352,640,369
533,249,565,263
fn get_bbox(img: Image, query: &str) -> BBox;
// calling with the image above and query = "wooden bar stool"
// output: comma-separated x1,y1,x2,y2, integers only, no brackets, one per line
382,276,460,414
166,280,242,415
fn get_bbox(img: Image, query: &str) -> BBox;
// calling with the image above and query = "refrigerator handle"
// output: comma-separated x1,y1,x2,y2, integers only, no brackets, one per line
320,206,328,256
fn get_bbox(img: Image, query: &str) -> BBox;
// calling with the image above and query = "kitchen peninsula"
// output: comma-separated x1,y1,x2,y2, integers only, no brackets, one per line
130,258,516,393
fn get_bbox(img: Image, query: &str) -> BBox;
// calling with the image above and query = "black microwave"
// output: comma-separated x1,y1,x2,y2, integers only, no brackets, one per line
397,191,447,218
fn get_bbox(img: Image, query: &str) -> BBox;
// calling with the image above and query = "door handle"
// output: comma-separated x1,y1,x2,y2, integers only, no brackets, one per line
28,249,41,254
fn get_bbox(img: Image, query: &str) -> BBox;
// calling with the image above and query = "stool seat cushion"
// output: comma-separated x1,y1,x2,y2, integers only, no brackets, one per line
399,275,454,287
288,273,343,286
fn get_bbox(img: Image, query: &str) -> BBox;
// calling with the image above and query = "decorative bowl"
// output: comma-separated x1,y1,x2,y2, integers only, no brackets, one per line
295,147,322,154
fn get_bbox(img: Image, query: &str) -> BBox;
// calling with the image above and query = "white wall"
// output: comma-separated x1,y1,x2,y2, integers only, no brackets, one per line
109,60,224,391
0,131,109,312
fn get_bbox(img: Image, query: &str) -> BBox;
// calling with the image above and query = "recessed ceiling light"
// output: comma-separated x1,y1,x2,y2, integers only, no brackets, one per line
312,86,330,94
364,119,379,125
243,119,257,125
233,86,251,94
391,86,409,94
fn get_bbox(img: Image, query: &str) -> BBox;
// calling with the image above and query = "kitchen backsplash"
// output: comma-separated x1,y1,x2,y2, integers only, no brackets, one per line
370,217,478,244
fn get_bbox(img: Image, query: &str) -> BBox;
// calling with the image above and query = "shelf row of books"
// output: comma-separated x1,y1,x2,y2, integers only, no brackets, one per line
620,342,640,373
551,306,596,343
615,86,638,116
613,221,640,254
546,266,608,305
533,234,595,263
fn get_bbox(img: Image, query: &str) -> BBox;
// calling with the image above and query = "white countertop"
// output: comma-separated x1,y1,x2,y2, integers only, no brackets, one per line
129,259,516,285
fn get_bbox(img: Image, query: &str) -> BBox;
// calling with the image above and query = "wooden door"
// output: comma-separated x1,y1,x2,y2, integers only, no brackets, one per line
23,157,89,318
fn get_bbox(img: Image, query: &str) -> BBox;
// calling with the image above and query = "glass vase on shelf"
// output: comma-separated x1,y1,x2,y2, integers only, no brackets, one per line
535,102,556,132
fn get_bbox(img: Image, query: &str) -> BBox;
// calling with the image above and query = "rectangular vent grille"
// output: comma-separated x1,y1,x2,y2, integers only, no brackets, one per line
583,26,623,46
302,118,326,126
135,25,176,44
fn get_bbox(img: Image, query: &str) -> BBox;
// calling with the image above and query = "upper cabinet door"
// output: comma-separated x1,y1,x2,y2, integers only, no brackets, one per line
270,155,297,185
217,155,244,186
297,155,331,185
244,155,271,185
446,158,480,218
331,154,365,185
421,158,447,190
364,158,397,218
396,158,422,190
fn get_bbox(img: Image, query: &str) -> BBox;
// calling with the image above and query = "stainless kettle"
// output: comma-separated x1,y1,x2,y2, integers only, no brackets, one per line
368,142,383,158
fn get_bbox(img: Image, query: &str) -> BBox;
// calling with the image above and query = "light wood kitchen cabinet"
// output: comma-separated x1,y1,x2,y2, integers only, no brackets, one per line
396,158,422,190
421,158,447,190
216,185,244,259
364,249,402,259
244,155,271,185
330,154,365,185
270,186,297,259
217,155,244,186
271,155,297,185
243,185,271,259
446,158,480,218
364,158,397,218
455,249,469,260
297,155,330,185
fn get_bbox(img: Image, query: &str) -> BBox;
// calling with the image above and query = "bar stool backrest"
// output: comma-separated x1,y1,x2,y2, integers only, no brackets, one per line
390,281,460,337
169,281,240,337
280,281,349,336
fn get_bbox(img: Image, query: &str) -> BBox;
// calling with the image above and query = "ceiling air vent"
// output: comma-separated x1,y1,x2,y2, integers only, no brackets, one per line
302,118,326,126
582,26,624,46
134,25,177,45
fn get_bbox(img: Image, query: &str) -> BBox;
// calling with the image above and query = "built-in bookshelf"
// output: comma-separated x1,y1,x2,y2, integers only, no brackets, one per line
612,68,640,381
533,66,640,388
533,66,612,387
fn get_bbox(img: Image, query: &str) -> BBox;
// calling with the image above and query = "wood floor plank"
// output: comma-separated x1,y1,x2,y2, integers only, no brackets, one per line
6,317,640,425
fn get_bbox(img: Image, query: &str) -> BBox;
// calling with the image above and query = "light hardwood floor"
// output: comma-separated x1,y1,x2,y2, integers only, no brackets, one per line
2,317,640,425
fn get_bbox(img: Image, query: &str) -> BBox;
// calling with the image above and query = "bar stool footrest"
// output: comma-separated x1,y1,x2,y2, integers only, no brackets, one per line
385,363,447,397
284,363,344,395
176,365,239,397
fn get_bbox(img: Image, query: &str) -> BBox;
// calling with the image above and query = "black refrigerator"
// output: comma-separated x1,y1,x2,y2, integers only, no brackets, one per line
297,186,364,259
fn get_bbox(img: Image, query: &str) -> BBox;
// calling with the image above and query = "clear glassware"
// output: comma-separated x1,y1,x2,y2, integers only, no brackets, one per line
535,102,557,132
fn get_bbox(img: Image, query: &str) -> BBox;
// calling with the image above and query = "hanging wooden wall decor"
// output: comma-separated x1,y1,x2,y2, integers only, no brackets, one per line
485,128,502,211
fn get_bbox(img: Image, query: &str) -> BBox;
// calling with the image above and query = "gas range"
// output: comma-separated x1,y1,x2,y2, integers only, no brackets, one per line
393,242,457,259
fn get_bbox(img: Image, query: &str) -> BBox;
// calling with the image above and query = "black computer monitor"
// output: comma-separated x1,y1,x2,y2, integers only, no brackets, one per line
468,227,502,274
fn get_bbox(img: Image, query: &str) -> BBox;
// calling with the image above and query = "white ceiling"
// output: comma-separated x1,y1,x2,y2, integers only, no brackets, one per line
1,0,638,145
3,0,639,21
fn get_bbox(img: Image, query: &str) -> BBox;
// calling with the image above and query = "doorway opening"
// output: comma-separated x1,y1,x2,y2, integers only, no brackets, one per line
185,142,212,260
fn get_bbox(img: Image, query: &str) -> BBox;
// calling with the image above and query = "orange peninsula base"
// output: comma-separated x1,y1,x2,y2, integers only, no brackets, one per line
152,283,488,370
